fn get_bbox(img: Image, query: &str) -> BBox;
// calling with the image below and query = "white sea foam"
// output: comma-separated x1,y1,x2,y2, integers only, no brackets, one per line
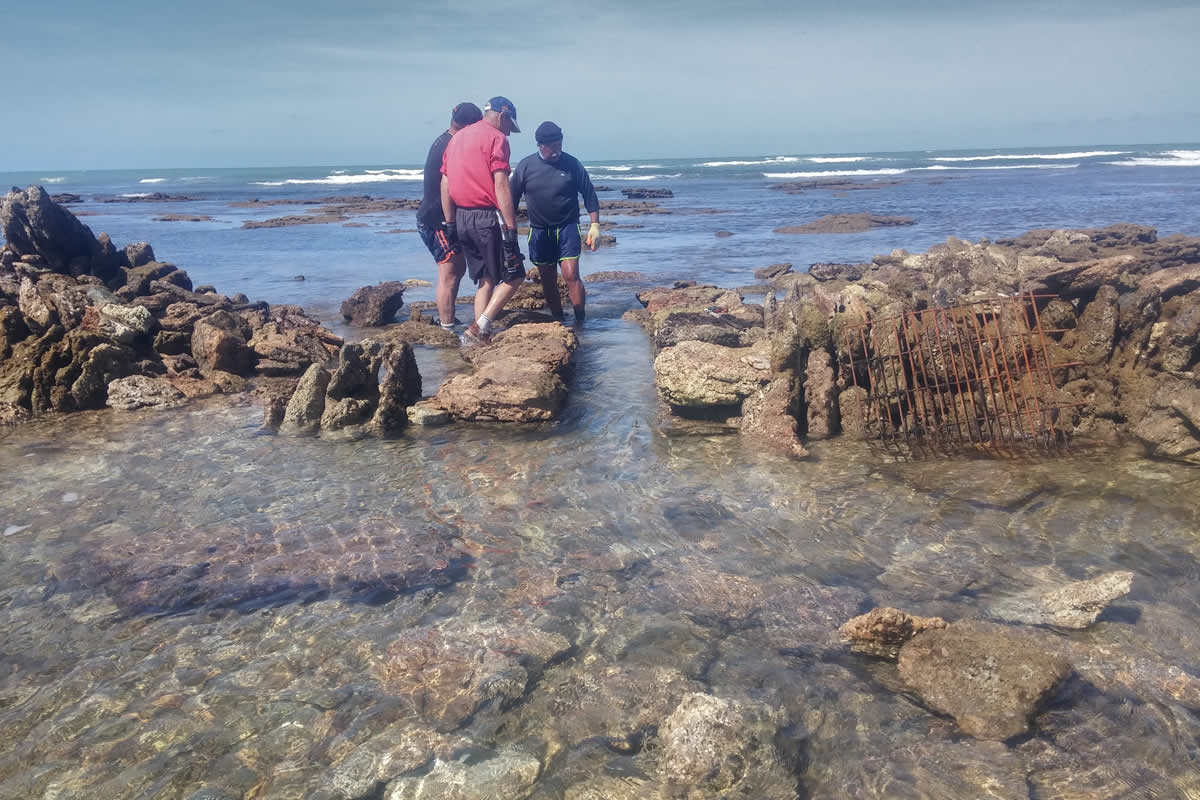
40,176,66,184
635,164,664,169
807,156,870,163
1106,150,1200,167
120,193,152,198
763,168,909,178
589,165,633,171
139,178,168,184
699,156,800,167
595,173,682,181
252,169,424,186
931,151,1126,162
920,164,1079,171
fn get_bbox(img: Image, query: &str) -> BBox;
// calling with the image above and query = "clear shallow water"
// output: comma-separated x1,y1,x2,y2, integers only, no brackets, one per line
3,146,1200,797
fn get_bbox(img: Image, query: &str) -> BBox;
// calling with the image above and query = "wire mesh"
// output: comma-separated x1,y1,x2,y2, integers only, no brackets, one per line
839,293,1077,453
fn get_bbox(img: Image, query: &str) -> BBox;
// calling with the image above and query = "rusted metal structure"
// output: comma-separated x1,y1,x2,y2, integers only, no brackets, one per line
839,293,1078,453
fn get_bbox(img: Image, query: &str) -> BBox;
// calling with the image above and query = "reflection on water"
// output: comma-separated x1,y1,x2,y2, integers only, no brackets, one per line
2,319,1199,798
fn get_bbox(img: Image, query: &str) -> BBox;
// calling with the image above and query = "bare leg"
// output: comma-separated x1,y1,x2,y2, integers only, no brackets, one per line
536,263,564,318
482,276,524,321
436,253,467,324
474,279,494,322
559,258,586,320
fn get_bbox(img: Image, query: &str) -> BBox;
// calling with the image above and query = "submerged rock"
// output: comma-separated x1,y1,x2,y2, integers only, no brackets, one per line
105,375,186,411
657,692,792,796
988,570,1134,629
898,620,1072,741
654,340,771,409
774,214,915,234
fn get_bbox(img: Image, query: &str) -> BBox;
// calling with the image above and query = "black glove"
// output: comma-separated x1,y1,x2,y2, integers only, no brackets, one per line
501,227,526,281
437,221,459,256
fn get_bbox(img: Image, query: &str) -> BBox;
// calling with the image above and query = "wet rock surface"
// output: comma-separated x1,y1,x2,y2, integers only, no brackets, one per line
340,280,406,326
840,606,948,659
774,214,916,234
898,620,1073,741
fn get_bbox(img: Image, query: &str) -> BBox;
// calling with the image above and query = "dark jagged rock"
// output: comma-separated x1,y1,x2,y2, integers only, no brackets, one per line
1,186,100,272
621,187,673,199
809,262,868,281
340,281,405,327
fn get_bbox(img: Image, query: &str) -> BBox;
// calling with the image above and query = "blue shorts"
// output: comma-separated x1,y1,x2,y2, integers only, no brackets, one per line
528,224,582,266
417,223,454,265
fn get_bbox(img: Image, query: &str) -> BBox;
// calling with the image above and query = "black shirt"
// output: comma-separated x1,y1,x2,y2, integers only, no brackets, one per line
510,151,600,229
417,131,451,228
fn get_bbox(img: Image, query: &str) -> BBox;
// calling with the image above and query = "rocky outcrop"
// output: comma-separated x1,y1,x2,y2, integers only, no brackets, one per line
621,187,673,199
774,214,915,234
631,222,1200,464
340,281,405,326
431,322,577,423
897,620,1072,741
0,186,342,422
277,340,420,437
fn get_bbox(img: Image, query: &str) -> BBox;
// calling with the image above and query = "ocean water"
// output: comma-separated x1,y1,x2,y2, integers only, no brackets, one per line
2,144,1200,798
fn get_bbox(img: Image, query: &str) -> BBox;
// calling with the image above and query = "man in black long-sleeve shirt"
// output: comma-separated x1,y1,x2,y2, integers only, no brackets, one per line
510,121,600,322
416,102,483,330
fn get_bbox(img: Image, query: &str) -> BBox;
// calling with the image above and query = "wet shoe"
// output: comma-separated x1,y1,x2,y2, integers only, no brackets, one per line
460,322,493,347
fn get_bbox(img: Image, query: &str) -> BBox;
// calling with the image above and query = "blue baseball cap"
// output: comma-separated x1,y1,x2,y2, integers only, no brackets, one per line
485,96,520,133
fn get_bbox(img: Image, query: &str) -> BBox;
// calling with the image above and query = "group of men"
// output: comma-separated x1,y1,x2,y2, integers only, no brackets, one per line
416,97,601,344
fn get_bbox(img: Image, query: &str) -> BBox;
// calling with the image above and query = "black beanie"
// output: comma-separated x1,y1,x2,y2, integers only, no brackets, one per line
535,121,563,145
452,102,483,126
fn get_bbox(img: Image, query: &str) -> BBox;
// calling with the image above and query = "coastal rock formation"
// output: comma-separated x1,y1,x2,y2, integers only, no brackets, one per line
621,187,673,199
278,340,420,437
631,222,1200,464
340,281,406,326
0,186,343,422
774,213,916,234
898,620,1072,741
430,322,577,422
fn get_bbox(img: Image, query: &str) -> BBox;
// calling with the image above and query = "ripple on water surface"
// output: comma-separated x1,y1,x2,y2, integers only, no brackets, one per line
1,330,1200,797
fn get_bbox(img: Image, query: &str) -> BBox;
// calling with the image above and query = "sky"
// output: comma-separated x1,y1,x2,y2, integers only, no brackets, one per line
3,0,1199,170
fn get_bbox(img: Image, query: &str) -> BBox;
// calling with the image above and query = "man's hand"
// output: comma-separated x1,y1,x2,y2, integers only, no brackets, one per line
438,220,459,256
586,222,602,251
501,227,526,281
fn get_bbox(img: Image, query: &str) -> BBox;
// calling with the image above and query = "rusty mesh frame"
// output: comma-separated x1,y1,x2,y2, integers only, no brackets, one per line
839,293,1078,453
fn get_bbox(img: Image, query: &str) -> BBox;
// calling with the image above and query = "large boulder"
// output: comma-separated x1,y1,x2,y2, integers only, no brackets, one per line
105,375,186,410
341,281,406,326
654,340,772,409
0,185,99,272
281,363,331,433
191,310,252,375
432,323,577,423
248,314,341,376
1132,374,1200,463
898,620,1072,741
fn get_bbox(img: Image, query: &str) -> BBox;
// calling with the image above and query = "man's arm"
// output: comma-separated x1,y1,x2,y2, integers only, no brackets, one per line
577,160,600,218
494,171,517,230
440,175,456,225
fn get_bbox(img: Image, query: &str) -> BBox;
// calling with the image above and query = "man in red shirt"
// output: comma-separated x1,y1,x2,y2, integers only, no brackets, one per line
440,96,526,344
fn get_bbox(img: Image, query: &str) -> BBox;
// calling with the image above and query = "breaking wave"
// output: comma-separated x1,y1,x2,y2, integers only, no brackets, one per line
119,193,152,198
932,151,1126,162
40,176,67,184
921,164,1080,171
594,173,682,181
763,168,908,179
252,169,424,186
139,178,168,184
807,156,871,163
699,157,800,167
1106,150,1200,167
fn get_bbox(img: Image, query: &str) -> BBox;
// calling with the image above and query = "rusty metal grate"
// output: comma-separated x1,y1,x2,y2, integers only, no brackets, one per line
839,293,1079,453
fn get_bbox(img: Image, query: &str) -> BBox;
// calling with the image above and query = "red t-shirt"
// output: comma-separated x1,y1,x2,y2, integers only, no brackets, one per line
441,120,511,209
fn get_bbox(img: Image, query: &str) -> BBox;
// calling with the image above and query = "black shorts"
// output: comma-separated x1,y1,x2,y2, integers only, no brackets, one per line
528,224,582,266
455,208,504,285
417,223,454,264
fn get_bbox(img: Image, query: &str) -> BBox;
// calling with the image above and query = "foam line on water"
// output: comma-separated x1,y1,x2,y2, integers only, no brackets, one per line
931,151,1126,162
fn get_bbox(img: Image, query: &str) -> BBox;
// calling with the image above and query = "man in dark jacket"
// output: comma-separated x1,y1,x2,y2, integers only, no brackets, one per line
510,121,600,322
416,102,482,330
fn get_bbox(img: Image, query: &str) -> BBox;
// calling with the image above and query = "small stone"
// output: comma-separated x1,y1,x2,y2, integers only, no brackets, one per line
839,607,948,659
